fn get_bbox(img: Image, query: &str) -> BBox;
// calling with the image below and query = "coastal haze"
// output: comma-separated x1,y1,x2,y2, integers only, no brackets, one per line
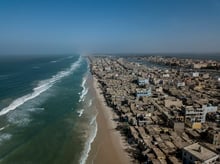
0,0,220,54
0,0,220,164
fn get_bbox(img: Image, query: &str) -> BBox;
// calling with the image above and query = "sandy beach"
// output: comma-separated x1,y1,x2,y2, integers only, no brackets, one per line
86,76,131,164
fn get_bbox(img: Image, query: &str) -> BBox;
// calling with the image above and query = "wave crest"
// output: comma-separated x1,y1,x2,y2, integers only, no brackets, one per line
79,114,98,164
79,75,89,102
0,56,82,116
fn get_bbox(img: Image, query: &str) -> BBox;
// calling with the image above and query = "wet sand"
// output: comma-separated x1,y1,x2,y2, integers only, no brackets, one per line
86,76,131,164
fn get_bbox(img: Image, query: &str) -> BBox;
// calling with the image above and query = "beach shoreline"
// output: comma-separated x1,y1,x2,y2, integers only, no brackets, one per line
86,75,131,164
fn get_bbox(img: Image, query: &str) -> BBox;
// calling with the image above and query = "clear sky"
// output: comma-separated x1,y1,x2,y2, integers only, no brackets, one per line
0,0,220,55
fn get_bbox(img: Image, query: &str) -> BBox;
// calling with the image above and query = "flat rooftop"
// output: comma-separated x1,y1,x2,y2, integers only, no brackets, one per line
183,143,218,161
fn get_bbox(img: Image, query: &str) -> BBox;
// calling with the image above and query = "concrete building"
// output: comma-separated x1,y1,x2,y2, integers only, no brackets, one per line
182,143,219,164
162,110,185,133
184,106,203,129
164,98,183,108
201,104,218,122
202,73,209,79
136,88,152,97
138,77,149,86
207,129,220,146
192,72,199,77
163,73,170,78
183,104,218,129
193,63,208,69
177,82,186,87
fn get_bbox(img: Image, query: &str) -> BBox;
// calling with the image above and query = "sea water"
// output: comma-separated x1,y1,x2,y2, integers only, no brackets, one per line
0,55,97,164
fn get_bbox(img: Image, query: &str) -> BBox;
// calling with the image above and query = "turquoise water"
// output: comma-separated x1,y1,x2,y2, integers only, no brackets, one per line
0,55,97,164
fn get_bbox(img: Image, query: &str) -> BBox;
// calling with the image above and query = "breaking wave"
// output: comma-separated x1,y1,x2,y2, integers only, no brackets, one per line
79,114,98,164
77,109,85,117
79,88,88,102
79,75,88,102
0,56,82,116
88,99,93,107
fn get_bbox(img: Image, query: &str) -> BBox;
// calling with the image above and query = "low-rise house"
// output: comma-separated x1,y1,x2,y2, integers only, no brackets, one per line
193,63,208,69
155,86,163,93
138,77,149,86
182,143,219,164
104,66,111,71
136,87,152,97
207,129,220,146
171,121,185,133
152,147,166,160
168,156,182,164
202,104,218,122
164,98,182,108
163,73,170,78
177,82,186,87
192,72,200,77
202,73,209,79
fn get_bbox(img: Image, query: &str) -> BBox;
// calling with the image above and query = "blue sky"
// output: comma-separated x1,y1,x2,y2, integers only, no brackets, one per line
0,0,220,55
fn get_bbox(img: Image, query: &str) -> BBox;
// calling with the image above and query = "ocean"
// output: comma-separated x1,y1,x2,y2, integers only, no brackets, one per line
0,55,97,164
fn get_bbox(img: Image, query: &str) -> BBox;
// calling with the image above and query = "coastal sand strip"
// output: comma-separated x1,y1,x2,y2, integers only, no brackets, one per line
86,75,131,164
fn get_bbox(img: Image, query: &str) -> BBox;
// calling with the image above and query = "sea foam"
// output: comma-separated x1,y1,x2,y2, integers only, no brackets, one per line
88,99,93,107
7,109,31,127
79,114,98,164
0,127,5,131
77,109,85,117
0,133,12,144
0,56,82,116
79,88,88,102
79,75,89,102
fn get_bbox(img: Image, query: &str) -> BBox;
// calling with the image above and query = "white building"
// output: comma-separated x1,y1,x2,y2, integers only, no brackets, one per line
163,73,170,78
192,72,199,77
177,82,185,87
184,104,217,123
182,143,219,164
138,78,149,86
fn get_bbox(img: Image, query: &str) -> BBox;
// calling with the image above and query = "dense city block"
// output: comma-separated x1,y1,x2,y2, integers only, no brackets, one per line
89,56,220,164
